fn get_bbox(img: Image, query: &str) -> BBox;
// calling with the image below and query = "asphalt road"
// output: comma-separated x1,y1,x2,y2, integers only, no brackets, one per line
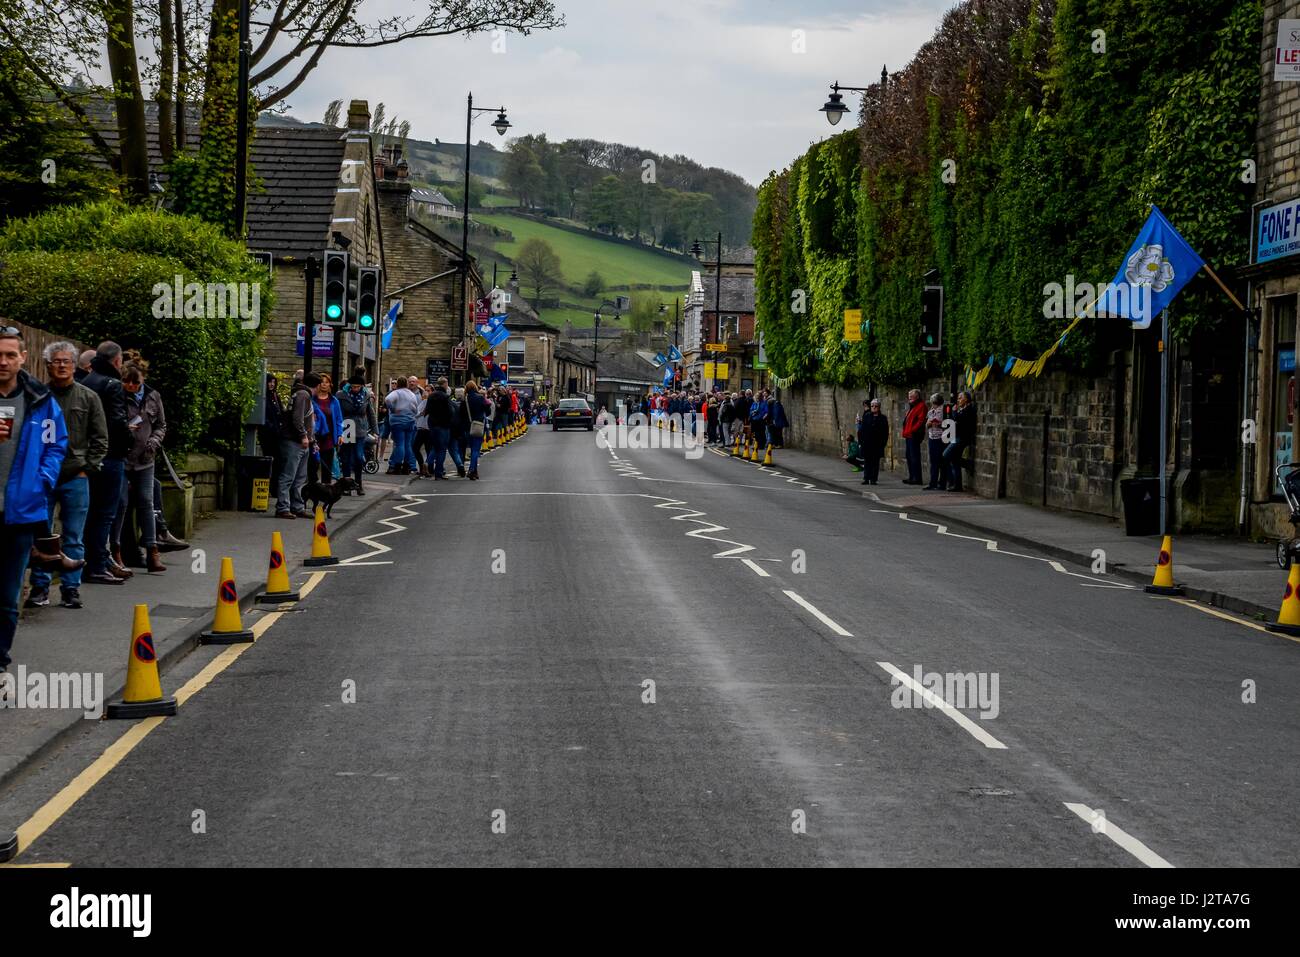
5,423,1299,867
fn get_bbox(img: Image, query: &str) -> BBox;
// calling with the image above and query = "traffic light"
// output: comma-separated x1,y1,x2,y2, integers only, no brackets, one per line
356,266,381,334
322,250,349,327
920,284,943,352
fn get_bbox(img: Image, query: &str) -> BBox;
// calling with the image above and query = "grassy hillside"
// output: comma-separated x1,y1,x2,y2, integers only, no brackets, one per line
475,212,690,288
473,211,692,328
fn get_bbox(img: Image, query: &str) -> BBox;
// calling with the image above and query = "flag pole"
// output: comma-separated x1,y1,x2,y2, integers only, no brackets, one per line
1160,307,1169,536
1199,263,1247,313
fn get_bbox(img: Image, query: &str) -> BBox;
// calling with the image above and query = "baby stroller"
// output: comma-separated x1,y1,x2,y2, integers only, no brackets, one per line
363,433,380,475
1275,462,1300,568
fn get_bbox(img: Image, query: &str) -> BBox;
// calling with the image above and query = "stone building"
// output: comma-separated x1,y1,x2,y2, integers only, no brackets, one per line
1244,0,1300,538
247,101,384,383
373,143,484,387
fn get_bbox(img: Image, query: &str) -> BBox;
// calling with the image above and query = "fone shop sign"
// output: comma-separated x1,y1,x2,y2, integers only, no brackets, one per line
1258,197,1300,264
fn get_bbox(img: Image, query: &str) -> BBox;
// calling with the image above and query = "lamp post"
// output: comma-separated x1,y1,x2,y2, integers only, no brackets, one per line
459,93,511,358
818,67,887,126
691,234,725,392
592,309,601,403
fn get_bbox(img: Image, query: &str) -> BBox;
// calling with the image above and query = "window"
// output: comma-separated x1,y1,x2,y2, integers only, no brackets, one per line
1272,296,1297,497
720,315,739,338
507,337,525,375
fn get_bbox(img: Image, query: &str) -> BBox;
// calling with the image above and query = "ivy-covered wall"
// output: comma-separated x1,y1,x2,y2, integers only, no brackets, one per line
755,0,1261,387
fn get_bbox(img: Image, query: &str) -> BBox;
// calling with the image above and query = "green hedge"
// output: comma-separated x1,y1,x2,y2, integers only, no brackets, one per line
0,202,267,454
755,0,1260,385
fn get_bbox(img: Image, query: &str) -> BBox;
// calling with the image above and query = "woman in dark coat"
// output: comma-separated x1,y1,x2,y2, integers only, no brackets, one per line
857,397,889,485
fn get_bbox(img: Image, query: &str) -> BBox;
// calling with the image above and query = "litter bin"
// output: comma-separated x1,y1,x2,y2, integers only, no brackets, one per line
1120,477,1161,536
237,455,273,512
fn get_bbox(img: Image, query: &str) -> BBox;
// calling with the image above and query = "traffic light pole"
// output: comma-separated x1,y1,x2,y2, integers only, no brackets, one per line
303,255,319,376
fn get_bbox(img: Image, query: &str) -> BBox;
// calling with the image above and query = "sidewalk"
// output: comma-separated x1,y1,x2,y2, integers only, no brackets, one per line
756,444,1288,621
0,478,406,787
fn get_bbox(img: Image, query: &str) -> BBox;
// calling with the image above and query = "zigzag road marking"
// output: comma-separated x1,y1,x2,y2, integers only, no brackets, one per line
338,493,436,565
893,511,1132,589
649,496,755,558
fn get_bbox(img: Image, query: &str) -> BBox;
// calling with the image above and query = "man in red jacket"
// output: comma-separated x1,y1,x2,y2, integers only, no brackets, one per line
901,388,926,485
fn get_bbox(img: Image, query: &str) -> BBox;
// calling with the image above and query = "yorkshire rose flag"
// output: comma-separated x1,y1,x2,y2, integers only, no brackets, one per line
1092,206,1205,330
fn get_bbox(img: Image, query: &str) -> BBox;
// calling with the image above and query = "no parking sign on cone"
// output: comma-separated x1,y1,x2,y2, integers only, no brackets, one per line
305,505,339,567
199,557,255,645
106,604,178,719
1266,563,1300,637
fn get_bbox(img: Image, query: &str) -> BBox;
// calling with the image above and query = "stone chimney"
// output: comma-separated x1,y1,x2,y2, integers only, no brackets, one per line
347,100,370,132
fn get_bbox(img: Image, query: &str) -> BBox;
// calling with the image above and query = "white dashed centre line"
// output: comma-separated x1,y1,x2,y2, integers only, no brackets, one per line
1063,803,1174,868
783,590,853,636
875,661,1008,750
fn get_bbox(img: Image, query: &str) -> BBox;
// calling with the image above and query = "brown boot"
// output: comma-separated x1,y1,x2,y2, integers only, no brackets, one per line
109,548,134,579
147,546,167,573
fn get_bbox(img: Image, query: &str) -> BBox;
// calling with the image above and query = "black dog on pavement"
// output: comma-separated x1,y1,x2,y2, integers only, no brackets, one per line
302,477,358,518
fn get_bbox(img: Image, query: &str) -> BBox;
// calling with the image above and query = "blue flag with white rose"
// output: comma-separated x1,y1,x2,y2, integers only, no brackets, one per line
1092,206,1204,330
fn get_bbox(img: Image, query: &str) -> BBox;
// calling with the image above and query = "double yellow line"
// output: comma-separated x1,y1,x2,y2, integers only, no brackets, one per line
3,570,331,866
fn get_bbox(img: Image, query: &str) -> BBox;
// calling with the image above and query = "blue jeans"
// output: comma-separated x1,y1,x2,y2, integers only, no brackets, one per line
277,439,308,513
905,436,922,483
468,435,483,474
428,427,451,477
389,416,415,470
341,442,366,484
943,442,966,491
85,457,125,575
448,435,465,470
30,476,90,592
1,521,36,669
928,438,946,488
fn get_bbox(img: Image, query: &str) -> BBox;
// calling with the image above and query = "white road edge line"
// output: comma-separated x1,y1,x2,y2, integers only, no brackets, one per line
875,661,1008,750
783,590,853,637
1062,802,1174,868
741,558,771,577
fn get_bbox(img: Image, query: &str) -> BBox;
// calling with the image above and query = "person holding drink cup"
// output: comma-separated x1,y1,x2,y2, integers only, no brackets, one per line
0,325,68,674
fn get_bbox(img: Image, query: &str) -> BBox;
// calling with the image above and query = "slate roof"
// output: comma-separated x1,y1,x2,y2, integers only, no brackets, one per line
553,343,595,367
74,98,349,261
246,126,349,259
700,275,756,313
411,187,454,207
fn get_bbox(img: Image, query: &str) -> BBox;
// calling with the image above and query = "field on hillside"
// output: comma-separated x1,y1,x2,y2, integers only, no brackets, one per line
474,212,691,292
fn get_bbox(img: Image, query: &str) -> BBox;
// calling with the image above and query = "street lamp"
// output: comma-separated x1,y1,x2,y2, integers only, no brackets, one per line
818,69,887,126
459,93,511,365
592,309,601,402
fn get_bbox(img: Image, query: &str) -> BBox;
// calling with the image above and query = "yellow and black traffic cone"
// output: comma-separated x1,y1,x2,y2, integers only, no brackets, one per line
731,433,741,456
1143,535,1184,596
106,604,178,719
762,443,773,466
256,531,300,604
199,556,255,645
304,505,339,566
1266,563,1300,636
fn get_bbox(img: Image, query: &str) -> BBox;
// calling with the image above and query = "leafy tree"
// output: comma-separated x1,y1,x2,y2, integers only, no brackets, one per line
582,270,605,298
323,99,343,126
0,44,114,222
514,237,562,306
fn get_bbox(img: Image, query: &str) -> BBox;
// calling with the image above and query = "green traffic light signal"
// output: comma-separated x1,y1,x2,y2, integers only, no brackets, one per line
327,304,342,319
359,314,374,329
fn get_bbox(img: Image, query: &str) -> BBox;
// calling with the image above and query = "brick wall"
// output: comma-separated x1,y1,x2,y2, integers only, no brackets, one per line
782,362,1124,519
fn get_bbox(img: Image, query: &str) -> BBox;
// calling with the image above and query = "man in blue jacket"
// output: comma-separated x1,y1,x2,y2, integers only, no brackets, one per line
0,327,68,673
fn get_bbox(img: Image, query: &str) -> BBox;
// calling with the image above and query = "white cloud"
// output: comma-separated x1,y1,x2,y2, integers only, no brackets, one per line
275,0,950,184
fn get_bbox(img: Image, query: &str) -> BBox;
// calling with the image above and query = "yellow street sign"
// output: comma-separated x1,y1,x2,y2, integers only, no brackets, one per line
844,309,863,341
705,342,728,352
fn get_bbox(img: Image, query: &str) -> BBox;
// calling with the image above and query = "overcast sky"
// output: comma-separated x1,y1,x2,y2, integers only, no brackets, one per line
278,0,954,186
